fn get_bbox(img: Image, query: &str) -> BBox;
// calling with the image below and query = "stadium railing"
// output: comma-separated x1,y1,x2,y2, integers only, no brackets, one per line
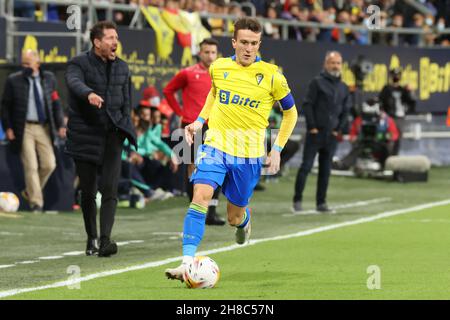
1,0,450,62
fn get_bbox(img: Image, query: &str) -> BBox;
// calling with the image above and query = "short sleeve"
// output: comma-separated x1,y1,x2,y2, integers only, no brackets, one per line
271,69,291,101
208,62,217,93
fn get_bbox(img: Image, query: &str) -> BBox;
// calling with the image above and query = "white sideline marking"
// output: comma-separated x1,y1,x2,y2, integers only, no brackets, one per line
0,232,24,236
17,261,39,265
1,241,146,271
38,256,64,260
284,197,391,216
62,251,84,256
1,199,450,299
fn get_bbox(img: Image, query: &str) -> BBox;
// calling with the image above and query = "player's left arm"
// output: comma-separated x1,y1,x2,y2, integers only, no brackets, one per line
267,71,298,174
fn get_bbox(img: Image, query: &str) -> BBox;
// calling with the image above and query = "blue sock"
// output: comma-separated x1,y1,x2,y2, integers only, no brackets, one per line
182,203,207,257
237,208,251,228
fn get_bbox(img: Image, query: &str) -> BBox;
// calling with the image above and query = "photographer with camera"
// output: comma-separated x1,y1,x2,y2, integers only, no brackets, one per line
333,98,399,171
379,67,416,154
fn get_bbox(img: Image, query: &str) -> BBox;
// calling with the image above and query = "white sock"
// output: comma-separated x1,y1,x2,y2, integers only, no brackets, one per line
209,199,219,207
182,255,194,265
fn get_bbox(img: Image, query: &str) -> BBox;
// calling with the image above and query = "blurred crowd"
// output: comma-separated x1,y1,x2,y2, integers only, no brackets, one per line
11,0,450,47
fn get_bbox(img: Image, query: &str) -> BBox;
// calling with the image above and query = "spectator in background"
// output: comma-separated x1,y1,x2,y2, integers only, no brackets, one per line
406,13,425,46
436,17,450,46
331,10,367,44
423,14,438,47
437,0,450,27
384,13,406,46
280,4,303,40
206,0,227,36
1,49,66,212
113,0,133,26
142,86,171,140
14,0,35,18
122,102,178,199
312,8,334,42
263,4,281,39
227,3,245,34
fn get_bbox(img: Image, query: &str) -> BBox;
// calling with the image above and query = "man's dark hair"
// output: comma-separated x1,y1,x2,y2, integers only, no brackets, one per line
199,38,219,49
233,17,262,39
90,21,117,46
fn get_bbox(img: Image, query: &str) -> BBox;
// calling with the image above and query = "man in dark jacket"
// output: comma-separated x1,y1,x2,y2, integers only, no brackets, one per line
65,21,136,257
378,67,416,155
1,49,66,212
293,51,351,213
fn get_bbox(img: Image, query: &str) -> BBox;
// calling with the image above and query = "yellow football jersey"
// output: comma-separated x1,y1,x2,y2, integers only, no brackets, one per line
204,56,291,158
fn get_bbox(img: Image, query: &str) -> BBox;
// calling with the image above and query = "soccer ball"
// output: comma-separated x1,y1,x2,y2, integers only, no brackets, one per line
184,256,220,289
0,192,20,212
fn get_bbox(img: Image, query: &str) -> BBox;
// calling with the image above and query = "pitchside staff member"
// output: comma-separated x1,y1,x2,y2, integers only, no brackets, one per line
292,51,351,213
65,21,136,257
379,67,416,155
163,38,225,226
1,49,66,212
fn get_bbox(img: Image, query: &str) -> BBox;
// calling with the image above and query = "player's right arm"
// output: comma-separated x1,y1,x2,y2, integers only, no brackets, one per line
163,70,187,117
66,58,105,108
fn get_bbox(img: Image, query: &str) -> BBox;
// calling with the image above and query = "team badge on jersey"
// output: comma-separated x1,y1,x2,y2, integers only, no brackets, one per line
255,73,264,85
224,72,229,79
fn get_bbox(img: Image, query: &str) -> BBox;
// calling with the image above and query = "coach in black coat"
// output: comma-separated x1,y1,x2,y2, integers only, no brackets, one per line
293,51,351,213
65,45,136,163
65,21,136,257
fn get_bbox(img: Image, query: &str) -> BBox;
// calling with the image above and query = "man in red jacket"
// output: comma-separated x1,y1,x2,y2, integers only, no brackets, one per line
163,38,225,225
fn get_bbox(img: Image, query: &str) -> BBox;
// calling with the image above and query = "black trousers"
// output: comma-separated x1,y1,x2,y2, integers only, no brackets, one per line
75,130,124,241
293,130,337,205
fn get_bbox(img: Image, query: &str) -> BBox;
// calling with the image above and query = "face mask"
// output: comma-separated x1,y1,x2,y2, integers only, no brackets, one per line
437,22,445,31
425,18,433,26
22,67,33,77
329,14,335,21
149,96,160,107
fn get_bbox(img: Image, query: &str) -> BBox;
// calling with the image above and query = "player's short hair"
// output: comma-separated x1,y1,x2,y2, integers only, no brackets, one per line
199,38,219,50
90,21,117,46
233,17,262,39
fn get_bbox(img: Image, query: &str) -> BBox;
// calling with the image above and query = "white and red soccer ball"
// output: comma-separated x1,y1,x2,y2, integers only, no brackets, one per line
0,192,20,212
184,256,220,289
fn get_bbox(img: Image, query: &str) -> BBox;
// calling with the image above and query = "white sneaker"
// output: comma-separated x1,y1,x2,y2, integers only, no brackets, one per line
161,191,174,201
235,220,251,245
150,188,166,201
165,263,186,282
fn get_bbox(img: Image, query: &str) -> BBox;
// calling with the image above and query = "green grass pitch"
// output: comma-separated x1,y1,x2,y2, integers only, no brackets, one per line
1,167,450,299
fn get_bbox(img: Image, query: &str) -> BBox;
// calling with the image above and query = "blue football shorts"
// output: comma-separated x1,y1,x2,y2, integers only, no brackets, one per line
190,144,263,207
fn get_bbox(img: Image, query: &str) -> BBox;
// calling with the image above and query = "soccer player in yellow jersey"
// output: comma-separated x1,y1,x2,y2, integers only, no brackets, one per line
165,17,298,282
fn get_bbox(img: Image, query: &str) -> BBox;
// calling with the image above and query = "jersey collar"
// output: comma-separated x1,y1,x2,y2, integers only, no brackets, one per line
230,55,261,63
